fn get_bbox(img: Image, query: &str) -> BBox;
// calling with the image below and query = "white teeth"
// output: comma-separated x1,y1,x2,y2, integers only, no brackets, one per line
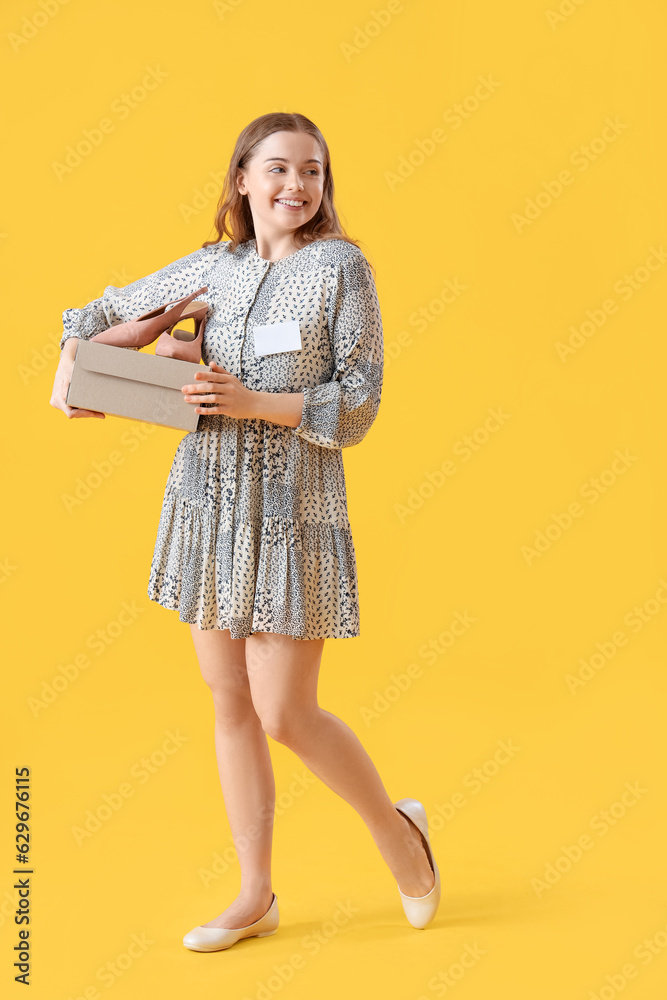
276,199,305,207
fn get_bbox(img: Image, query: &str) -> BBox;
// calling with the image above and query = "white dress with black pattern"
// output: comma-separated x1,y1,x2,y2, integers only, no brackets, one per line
60,237,384,640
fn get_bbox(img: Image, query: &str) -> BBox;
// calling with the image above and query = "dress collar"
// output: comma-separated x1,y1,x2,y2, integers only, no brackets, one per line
247,237,322,264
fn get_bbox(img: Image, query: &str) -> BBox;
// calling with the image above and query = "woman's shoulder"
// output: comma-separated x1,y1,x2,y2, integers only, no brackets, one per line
312,239,373,281
315,240,376,287
199,240,234,256
315,238,366,261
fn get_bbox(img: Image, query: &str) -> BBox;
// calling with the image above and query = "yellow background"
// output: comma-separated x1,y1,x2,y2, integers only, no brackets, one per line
2,0,667,997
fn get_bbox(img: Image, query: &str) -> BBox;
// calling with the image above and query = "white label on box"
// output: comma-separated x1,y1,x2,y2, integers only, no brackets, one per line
253,320,302,356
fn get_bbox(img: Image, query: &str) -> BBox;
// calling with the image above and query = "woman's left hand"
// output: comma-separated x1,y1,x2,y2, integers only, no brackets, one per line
181,362,259,419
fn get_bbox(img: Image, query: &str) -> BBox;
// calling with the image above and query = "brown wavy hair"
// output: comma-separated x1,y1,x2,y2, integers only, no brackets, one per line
201,112,373,271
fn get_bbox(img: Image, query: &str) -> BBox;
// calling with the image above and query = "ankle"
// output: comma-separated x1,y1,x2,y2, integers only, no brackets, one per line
238,883,273,904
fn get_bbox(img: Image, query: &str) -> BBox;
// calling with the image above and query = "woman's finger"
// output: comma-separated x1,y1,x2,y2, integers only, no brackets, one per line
180,362,235,393
183,381,224,395
183,392,221,404
197,362,233,382
68,407,107,419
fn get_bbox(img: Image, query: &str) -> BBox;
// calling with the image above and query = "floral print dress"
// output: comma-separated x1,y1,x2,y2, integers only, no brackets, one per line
60,237,384,640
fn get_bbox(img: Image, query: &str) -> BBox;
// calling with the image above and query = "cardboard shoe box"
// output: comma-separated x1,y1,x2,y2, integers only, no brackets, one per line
66,339,212,431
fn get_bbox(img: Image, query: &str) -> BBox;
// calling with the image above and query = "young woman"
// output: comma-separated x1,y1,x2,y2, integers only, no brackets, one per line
50,112,440,951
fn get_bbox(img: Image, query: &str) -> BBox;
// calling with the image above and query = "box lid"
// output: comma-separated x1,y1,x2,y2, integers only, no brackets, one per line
75,339,211,389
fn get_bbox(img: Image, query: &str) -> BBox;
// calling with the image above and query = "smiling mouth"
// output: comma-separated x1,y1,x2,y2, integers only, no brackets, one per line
275,199,307,208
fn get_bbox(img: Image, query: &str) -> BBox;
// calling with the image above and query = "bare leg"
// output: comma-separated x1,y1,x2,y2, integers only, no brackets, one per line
245,632,435,898
188,624,275,928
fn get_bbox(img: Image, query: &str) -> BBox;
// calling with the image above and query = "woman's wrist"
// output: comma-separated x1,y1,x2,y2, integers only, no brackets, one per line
60,338,79,363
250,389,305,428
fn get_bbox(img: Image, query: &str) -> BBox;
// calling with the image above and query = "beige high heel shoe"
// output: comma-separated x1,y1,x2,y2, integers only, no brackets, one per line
182,894,279,952
154,299,209,364
89,286,209,351
394,798,441,928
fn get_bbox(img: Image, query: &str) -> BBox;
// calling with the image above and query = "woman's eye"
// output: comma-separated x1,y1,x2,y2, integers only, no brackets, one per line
270,167,319,175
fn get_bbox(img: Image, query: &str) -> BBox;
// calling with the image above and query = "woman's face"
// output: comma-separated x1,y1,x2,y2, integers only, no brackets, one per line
236,130,325,236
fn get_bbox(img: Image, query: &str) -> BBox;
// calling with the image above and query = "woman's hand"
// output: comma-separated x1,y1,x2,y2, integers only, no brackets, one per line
181,362,260,419
50,340,106,419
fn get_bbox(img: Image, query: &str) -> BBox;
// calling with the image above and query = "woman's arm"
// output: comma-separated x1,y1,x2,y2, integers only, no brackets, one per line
53,245,218,418
58,245,216,353
250,390,305,428
49,337,106,418
292,249,384,450
182,365,305,427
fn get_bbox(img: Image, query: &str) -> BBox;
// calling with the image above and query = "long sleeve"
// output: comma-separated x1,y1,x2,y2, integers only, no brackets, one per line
58,245,216,353
293,248,384,450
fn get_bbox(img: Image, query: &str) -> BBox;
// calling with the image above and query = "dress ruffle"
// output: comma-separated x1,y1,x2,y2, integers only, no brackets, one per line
147,490,360,640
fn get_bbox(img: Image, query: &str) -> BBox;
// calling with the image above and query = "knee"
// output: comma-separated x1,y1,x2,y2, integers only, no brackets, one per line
211,691,258,728
203,673,257,727
256,706,310,746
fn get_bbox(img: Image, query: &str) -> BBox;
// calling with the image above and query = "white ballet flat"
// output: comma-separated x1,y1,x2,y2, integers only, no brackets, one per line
394,798,441,928
182,893,279,952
